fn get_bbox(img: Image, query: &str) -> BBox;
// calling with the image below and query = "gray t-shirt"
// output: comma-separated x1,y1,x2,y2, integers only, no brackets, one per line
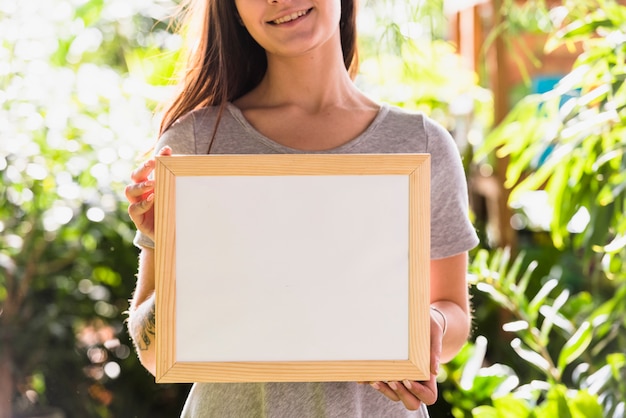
135,102,479,417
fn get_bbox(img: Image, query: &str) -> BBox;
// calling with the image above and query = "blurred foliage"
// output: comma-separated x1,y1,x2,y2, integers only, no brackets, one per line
0,0,189,416
5,0,625,417
451,1,626,417
2,0,487,416
359,0,493,144
480,0,557,86
359,38,492,137
0,0,492,416
455,249,624,418
479,0,626,259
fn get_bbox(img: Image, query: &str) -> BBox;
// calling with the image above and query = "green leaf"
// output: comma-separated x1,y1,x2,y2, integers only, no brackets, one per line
607,352,626,371
477,95,544,160
535,385,571,418
528,278,558,317
477,282,515,311
557,17,613,41
516,259,537,296
539,288,570,343
557,321,593,372
547,163,571,247
583,203,614,254
511,338,551,374
569,390,604,418
493,395,533,418
472,406,501,418
502,249,523,291
92,266,121,287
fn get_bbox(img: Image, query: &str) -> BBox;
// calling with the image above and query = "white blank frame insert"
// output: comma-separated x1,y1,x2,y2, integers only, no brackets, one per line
154,154,430,383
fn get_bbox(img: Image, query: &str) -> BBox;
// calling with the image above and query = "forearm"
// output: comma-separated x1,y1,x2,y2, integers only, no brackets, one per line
430,252,471,363
127,247,157,375
128,293,157,375
431,300,470,363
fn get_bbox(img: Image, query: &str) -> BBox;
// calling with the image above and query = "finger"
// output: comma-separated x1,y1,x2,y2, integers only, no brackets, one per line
370,382,401,402
157,146,172,156
386,381,424,411
131,159,156,183
131,146,172,183
127,193,155,219
401,377,438,406
125,180,155,202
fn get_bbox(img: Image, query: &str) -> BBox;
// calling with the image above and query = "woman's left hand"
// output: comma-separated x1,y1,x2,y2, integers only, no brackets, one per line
369,307,445,410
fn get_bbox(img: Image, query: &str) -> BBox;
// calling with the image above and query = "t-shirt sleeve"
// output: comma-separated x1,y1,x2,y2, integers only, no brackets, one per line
425,117,479,259
133,112,198,249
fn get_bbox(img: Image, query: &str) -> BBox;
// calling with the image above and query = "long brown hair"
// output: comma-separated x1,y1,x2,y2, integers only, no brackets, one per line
159,0,359,137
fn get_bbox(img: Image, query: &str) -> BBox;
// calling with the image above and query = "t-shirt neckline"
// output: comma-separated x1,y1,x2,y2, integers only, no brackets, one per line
226,102,390,154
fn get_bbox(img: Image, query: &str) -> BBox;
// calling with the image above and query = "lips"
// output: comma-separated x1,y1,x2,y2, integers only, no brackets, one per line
269,8,312,25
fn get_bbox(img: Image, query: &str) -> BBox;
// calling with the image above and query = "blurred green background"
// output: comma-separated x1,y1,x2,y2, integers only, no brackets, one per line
1,0,624,417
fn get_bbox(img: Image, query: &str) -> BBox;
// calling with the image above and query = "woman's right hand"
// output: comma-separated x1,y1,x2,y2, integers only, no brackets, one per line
125,146,172,241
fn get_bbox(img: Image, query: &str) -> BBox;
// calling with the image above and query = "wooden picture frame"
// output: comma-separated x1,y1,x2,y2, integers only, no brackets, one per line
154,154,430,383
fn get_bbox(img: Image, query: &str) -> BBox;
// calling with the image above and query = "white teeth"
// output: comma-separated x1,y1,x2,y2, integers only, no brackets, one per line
272,9,309,25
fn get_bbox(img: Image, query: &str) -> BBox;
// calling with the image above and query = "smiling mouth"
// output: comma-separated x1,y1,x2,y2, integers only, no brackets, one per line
270,8,313,25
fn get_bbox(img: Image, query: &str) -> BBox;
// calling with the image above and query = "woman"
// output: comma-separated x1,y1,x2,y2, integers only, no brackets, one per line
125,0,479,416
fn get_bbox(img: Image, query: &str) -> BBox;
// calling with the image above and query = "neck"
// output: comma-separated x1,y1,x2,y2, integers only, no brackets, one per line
247,32,361,112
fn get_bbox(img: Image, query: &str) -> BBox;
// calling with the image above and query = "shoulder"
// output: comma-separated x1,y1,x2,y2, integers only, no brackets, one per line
386,105,454,143
167,106,223,137
156,106,225,155
377,106,468,199
381,104,427,127
378,104,452,141
365,104,453,154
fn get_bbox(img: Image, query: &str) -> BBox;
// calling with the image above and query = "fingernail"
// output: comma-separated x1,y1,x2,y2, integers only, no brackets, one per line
403,380,412,389
370,382,380,390
144,180,155,187
147,193,154,202
388,381,398,390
